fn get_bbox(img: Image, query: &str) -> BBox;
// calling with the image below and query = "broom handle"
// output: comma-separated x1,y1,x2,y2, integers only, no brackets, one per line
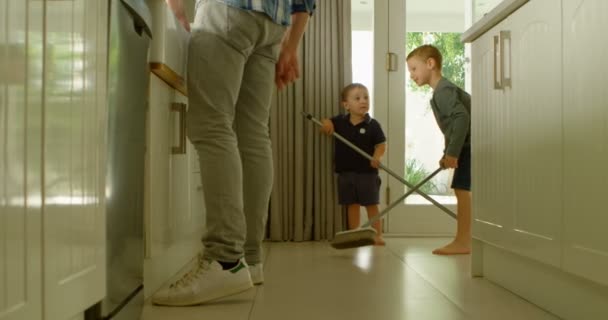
363,167,456,228
302,111,456,219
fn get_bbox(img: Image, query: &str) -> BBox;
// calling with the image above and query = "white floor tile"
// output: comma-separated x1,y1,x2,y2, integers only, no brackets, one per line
249,242,461,320
386,238,559,320
140,289,256,320
141,239,558,320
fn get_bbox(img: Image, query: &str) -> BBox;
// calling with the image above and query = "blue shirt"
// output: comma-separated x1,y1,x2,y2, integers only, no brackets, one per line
331,113,386,174
204,0,316,26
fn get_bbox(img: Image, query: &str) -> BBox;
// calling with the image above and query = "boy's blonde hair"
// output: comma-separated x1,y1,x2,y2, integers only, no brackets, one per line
341,83,368,102
406,44,443,70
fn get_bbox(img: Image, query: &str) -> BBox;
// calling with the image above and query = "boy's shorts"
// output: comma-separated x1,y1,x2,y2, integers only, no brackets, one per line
337,172,381,206
451,145,471,191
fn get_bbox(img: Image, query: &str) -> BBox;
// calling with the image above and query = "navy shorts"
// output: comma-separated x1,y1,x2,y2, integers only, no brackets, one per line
451,145,471,191
337,172,381,206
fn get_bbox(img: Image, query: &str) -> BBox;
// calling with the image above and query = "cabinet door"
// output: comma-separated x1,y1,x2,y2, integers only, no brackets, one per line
562,0,608,286
505,0,562,267
471,20,513,247
144,76,203,298
146,78,198,252
146,75,176,256
0,1,43,319
43,0,109,319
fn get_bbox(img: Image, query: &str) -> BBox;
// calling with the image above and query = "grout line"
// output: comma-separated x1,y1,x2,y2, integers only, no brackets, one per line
246,286,259,320
384,241,468,313
246,243,272,320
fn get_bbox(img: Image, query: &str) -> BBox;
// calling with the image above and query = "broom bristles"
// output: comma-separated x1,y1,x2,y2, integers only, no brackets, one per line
330,227,377,249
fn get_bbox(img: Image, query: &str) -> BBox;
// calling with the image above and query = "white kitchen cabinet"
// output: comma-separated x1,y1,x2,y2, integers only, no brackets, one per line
144,72,204,298
467,0,608,318
143,0,204,298
43,0,109,319
471,18,513,249
0,1,43,319
471,0,562,267
1,0,108,319
562,0,608,287
503,0,563,267
472,0,504,23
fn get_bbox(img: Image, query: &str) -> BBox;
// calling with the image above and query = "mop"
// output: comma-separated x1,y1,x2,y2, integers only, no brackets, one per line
301,112,457,249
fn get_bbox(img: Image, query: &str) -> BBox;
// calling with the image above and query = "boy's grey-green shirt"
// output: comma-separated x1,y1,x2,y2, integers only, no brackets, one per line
430,77,471,158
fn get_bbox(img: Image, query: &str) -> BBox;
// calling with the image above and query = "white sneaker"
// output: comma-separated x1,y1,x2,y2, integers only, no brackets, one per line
152,257,253,306
249,263,264,285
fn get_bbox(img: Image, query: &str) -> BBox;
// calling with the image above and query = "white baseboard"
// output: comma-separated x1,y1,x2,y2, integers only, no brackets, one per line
479,242,608,320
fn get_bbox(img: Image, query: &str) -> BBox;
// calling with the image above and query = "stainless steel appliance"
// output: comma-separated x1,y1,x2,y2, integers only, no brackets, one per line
86,0,152,319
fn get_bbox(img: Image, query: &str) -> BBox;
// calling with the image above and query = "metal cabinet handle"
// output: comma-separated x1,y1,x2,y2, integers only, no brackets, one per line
171,102,187,154
493,35,502,89
500,30,511,88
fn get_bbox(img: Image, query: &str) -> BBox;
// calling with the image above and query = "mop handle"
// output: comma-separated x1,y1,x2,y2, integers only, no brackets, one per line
301,111,456,218
363,167,455,228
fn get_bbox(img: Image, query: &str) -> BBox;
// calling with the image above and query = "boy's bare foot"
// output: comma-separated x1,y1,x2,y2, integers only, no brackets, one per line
374,237,386,246
432,241,470,255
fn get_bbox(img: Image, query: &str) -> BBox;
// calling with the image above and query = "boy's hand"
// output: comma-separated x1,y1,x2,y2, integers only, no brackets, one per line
441,155,458,169
371,156,382,169
320,119,334,135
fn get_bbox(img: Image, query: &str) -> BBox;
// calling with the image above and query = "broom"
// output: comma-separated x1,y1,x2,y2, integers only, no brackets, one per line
330,167,442,249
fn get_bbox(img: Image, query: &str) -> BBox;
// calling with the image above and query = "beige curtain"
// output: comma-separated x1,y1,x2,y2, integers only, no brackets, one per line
269,1,352,241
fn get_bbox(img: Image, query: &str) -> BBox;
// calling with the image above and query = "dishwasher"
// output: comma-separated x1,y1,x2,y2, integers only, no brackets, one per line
85,0,152,319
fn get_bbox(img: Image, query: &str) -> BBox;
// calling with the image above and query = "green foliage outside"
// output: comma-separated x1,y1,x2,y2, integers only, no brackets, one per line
405,158,439,194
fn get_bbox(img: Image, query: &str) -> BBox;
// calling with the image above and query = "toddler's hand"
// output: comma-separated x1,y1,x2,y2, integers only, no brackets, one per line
320,119,334,135
371,157,381,169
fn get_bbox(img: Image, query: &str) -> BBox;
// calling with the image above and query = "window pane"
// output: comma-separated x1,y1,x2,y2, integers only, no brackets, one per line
351,0,374,115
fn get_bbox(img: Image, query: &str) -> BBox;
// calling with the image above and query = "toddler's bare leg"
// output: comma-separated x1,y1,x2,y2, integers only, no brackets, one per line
347,204,361,230
366,205,385,246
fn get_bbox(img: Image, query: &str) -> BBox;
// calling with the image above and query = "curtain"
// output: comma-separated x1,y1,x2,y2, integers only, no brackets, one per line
268,0,352,241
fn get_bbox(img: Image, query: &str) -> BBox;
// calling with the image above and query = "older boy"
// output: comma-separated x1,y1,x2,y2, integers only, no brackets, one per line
406,44,471,255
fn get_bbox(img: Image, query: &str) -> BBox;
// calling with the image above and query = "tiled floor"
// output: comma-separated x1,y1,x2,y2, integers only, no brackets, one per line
141,238,560,320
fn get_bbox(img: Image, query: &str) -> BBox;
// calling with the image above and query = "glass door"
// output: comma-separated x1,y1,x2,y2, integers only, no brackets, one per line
350,0,392,227
383,0,469,235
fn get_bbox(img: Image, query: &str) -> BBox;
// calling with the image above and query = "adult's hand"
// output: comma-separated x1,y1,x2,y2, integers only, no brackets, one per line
275,47,299,90
275,12,310,90
166,0,190,32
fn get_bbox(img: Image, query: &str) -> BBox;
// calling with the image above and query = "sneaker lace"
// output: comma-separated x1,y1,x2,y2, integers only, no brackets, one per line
170,254,212,288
